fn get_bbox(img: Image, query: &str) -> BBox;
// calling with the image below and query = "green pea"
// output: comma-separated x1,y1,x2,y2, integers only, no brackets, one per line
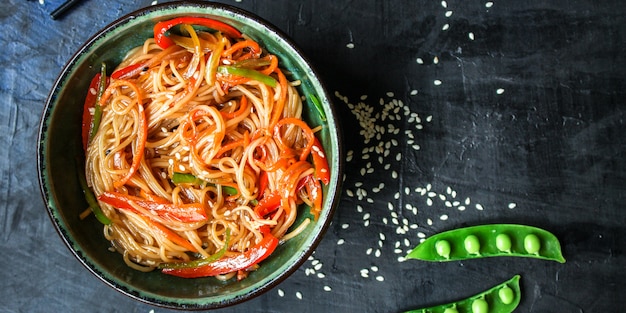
498,285,515,305
403,275,521,313
471,298,489,313
495,233,512,252
435,240,451,259
406,224,565,263
524,233,541,254
464,235,481,254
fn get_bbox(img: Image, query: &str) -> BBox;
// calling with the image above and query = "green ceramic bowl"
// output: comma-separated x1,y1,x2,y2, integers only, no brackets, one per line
37,1,342,310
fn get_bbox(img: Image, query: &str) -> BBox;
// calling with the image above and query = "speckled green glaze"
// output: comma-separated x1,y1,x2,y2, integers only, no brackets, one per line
37,1,342,310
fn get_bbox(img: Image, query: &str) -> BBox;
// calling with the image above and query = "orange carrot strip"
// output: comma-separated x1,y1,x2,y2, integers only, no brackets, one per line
273,117,316,162
221,95,249,119
221,40,261,59
269,69,288,129
143,216,198,252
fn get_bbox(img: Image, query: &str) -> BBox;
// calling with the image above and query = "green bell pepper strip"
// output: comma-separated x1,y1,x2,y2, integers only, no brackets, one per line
404,275,521,313
217,65,277,87
76,160,111,225
89,62,107,142
171,172,238,196
406,224,565,263
158,228,231,270
308,94,326,122
232,58,271,69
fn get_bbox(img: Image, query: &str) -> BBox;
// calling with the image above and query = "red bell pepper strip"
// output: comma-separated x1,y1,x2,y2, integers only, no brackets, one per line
154,17,242,49
98,191,208,223
81,63,108,151
111,62,147,80
161,230,278,278
311,137,330,185
253,191,281,218
81,73,101,151
253,175,310,218
257,170,269,199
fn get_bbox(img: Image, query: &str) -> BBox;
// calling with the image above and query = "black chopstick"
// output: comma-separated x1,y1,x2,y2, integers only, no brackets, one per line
50,0,82,20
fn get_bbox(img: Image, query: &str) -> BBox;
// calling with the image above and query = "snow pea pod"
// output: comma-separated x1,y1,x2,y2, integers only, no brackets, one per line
405,275,521,313
406,224,565,263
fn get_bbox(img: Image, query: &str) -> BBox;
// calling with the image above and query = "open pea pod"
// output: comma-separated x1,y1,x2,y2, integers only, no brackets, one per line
406,224,565,263
405,275,521,313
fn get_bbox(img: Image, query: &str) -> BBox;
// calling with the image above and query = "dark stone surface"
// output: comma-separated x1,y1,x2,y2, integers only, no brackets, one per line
2,0,624,311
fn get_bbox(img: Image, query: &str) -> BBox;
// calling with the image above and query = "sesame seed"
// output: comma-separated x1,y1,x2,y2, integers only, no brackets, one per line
346,43,355,49
278,289,284,297
427,218,433,225
469,32,475,40
323,286,332,292
376,276,385,282
486,1,494,8
442,24,449,31
426,198,433,206
337,239,345,245
383,217,388,224
458,206,466,211
445,10,453,17
366,248,373,255
440,214,449,220
379,233,386,241
341,223,349,229
410,89,418,95
433,56,439,64
508,202,517,209
441,1,447,8
417,232,426,238
296,291,303,300
434,80,442,85
375,249,381,257
416,58,424,64
476,204,484,210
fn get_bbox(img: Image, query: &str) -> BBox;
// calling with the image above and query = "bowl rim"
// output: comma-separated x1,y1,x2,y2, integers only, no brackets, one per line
37,0,344,310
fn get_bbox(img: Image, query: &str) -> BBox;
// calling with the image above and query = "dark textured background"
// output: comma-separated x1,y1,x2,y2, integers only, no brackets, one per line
2,0,625,312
